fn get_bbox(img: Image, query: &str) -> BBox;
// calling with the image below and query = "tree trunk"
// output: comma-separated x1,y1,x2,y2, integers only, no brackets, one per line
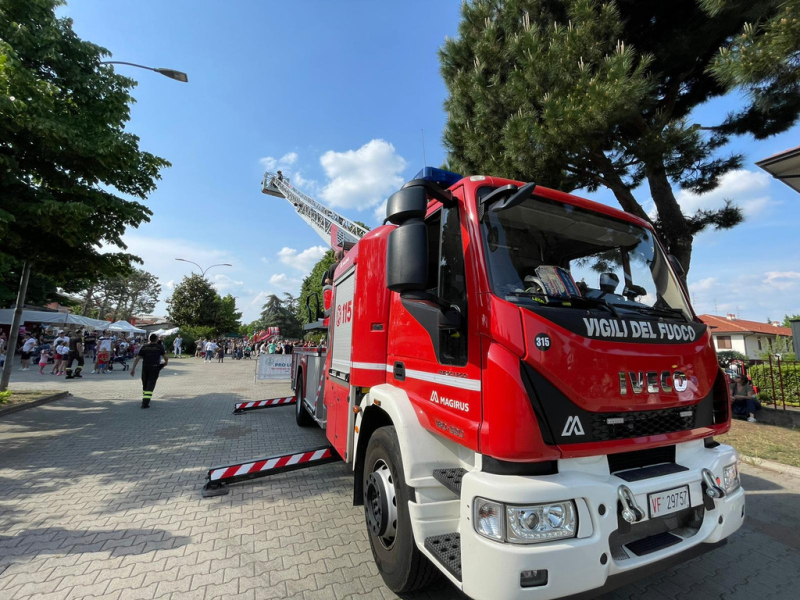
1,262,32,392
81,284,95,316
646,164,694,277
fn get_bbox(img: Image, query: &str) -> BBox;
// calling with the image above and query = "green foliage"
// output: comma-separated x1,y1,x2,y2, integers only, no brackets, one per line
297,250,336,327
783,314,800,328
0,252,86,308
166,275,241,336
0,0,170,281
716,350,747,369
260,294,302,339
0,390,11,405
76,269,161,321
440,0,800,273
749,362,800,407
756,335,795,361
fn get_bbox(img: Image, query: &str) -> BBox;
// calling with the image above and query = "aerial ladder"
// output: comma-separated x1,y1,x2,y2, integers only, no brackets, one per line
261,172,369,249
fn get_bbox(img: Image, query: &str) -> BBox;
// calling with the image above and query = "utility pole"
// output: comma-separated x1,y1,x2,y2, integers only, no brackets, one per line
1,262,32,391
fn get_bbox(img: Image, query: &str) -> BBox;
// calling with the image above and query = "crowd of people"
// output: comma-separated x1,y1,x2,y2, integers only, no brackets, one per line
189,337,323,363
0,326,150,378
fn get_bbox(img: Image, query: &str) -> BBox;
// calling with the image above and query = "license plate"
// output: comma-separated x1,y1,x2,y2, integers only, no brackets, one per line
648,485,690,518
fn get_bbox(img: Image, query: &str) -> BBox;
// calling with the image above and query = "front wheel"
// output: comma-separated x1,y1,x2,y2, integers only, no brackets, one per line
363,426,438,593
294,377,314,427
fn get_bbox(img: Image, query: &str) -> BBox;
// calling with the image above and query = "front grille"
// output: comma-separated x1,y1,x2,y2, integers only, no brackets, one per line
590,406,696,441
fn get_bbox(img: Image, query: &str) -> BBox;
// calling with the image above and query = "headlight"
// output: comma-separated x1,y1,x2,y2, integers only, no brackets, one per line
723,462,740,493
473,497,577,544
507,501,576,544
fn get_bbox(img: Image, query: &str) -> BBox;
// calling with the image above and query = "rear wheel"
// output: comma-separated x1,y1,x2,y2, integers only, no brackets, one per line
295,377,314,427
363,426,438,593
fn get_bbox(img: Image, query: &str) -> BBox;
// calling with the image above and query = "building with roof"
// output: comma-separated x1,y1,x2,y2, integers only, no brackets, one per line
698,314,793,359
757,145,800,194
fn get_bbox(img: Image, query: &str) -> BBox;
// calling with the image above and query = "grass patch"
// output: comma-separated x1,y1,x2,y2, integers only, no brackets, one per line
0,390,63,408
718,419,800,468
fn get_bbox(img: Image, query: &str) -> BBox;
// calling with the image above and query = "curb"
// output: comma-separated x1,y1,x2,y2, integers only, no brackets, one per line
740,454,800,479
0,391,71,417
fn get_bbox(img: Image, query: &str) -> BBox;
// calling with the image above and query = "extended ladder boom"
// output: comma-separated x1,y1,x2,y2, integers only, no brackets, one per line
261,172,369,248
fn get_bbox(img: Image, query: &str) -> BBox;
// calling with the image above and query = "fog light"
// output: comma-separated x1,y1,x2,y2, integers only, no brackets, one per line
520,569,548,588
723,462,740,493
474,498,505,541
507,501,577,544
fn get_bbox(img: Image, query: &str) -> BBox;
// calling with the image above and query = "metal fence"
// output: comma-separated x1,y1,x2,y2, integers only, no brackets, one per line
744,357,800,409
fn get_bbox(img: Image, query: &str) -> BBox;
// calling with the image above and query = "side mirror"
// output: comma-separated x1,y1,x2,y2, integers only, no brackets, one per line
623,284,647,299
599,272,619,294
306,292,321,322
386,220,427,292
669,254,685,278
385,186,428,225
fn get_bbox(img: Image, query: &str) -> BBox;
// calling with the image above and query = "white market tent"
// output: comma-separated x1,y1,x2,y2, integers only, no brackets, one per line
151,327,180,337
107,320,146,334
0,309,109,330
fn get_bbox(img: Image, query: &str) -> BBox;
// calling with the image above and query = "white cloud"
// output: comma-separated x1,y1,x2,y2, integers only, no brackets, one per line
319,139,407,211
268,273,301,290
676,169,775,219
277,245,328,272
259,151,299,172
292,170,318,192
164,280,175,290
764,271,800,291
689,277,717,293
211,273,244,293
259,256,269,265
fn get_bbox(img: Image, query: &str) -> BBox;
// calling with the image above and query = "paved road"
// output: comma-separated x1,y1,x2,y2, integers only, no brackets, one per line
0,358,798,599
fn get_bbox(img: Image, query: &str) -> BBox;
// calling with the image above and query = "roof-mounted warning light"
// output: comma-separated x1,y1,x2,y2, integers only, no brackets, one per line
413,167,463,189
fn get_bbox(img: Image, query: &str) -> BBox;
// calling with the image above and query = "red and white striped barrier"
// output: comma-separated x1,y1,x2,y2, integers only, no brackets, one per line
201,445,338,497
233,396,295,414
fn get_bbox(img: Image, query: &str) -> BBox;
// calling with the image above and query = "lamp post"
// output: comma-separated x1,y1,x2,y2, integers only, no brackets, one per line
175,259,232,277
100,61,188,83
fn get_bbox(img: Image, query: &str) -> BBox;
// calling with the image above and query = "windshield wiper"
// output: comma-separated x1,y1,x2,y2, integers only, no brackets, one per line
612,304,690,322
506,291,621,319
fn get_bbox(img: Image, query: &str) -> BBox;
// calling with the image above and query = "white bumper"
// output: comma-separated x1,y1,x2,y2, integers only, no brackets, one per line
458,440,745,600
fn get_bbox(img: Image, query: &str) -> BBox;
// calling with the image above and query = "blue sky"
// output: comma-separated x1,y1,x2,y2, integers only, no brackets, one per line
63,1,800,325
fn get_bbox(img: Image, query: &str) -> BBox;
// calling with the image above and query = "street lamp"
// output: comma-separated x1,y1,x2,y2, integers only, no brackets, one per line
101,61,189,83
175,258,232,277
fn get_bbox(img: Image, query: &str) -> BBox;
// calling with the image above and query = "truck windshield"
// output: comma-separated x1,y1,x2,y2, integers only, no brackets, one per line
478,189,692,321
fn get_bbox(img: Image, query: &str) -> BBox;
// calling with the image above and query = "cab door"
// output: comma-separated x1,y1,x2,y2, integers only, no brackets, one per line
386,189,482,450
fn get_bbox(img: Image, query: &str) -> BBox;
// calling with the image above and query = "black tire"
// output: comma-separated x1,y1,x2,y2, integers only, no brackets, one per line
295,376,314,427
363,426,439,593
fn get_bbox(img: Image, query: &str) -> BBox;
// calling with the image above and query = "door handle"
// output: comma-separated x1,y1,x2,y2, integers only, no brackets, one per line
393,362,405,381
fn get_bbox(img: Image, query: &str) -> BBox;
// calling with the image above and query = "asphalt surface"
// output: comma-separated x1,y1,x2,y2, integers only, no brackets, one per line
0,357,798,599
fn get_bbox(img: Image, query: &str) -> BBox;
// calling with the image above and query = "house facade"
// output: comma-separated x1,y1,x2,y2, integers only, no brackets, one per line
698,314,793,359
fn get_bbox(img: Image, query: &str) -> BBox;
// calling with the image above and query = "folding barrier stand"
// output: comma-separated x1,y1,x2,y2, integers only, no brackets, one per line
201,445,339,498
233,396,295,414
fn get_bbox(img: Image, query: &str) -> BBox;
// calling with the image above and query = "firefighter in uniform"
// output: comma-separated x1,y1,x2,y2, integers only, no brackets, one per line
64,329,85,379
130,333,167,408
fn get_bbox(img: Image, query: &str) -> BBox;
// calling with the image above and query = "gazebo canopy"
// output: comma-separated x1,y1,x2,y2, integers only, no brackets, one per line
756,146,800,194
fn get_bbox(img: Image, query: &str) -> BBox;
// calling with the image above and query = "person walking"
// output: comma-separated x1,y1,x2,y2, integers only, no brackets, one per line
130,333,167,409
173,334,183,358
204,339,218,363
64,329,85,379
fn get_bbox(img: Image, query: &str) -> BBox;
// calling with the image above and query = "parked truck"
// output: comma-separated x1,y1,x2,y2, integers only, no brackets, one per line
269,168,744,599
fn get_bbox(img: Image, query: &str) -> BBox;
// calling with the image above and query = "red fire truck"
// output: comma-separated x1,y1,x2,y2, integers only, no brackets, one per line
229,168,744,600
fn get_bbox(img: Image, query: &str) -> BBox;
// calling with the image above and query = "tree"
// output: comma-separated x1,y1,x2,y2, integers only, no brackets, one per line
216,294,243,335
166,275,221,330
297,250,336,327
440,0,800,274
0,0,168,279
0,0,168,389
75,269,161,321
782,314,800,328
0,252,85,308
260,294,302,339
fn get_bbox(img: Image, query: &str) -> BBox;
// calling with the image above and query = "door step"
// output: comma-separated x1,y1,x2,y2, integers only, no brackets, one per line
424,533,462,581
432,468,467,497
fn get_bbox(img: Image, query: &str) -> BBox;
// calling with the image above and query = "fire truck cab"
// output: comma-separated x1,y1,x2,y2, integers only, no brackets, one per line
292,168,744,600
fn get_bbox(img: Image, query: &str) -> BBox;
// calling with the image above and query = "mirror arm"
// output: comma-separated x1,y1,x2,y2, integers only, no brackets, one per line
401,179,454,206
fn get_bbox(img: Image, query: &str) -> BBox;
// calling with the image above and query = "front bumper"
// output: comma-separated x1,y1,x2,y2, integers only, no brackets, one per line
459,440,745,600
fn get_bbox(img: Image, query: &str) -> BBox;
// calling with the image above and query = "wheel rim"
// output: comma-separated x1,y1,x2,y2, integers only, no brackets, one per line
364,459,398,549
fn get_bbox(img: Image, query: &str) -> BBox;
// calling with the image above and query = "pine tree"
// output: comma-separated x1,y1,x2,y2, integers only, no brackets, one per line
440,0,800,274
